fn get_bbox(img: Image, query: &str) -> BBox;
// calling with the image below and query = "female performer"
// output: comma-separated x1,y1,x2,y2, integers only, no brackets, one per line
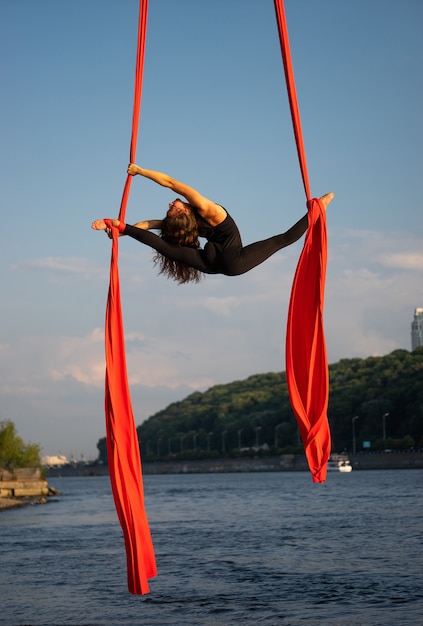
92,164,333,284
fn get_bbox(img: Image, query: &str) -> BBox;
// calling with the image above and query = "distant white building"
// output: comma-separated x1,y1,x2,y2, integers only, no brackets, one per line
41,454,69,467
411,308,423,350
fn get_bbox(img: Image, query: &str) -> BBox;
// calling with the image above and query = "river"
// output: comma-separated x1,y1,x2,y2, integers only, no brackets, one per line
1,469,422,625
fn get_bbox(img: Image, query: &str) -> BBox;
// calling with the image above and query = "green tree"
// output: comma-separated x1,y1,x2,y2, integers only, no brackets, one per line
0,420,41,470
133,349,423,458
97,437,107,464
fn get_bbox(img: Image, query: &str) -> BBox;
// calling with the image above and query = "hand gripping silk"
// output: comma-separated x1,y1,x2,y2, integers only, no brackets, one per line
274,0,331,483
104,0,157,594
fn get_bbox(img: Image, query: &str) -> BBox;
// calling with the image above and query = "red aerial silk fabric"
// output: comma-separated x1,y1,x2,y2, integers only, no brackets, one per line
104,0,157,594
274,0,331,483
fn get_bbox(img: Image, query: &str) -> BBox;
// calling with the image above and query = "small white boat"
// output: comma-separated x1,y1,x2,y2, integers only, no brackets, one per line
327,455,353,472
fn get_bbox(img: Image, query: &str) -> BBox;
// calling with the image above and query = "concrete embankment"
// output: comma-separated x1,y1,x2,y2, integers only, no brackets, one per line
45,451,423,478
0,467,59,512
141,452,423,474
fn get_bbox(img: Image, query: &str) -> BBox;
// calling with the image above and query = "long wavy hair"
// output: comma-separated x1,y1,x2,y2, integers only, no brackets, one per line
153,209,203,284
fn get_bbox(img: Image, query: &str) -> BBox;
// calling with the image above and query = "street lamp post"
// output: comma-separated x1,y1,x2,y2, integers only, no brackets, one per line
352,416,359,455
382,412,389,443
207,432,212,452
238,429,243,450
222,430,227,454
255,426,262,450
274,423,283,448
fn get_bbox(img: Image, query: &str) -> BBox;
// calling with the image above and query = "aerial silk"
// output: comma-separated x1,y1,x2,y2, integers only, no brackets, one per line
103,0,329,596
104,0,157,594
274,0,331,483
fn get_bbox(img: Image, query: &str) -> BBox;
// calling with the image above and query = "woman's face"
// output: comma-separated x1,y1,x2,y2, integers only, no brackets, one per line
167,198,189,218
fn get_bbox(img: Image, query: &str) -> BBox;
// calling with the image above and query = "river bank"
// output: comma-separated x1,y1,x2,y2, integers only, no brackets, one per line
3,453,421,511
45,450,423,478
0,496,25,511
0,467,60,512
0,494,57,513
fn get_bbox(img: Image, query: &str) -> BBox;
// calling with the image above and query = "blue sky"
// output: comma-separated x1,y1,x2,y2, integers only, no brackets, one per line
1,0,422,460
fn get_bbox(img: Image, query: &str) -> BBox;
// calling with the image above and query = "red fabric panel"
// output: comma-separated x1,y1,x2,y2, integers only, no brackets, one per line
104,0,157,594
285,199,330,483
274,0,331,482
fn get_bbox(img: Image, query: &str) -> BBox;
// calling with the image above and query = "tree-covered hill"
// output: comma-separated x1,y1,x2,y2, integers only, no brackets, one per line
97,348,423,463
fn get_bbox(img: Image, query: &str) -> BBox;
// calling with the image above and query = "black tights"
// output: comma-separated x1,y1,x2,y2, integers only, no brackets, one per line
123,214,308,276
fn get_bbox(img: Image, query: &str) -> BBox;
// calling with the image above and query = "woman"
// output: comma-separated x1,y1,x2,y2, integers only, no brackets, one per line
92,163,334,284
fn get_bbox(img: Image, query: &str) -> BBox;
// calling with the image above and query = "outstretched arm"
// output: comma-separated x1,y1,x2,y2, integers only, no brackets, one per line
133,219,163,230
91,218,163,237
127,163,226,226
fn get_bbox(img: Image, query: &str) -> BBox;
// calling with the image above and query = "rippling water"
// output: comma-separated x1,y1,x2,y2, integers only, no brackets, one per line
1,469,422,625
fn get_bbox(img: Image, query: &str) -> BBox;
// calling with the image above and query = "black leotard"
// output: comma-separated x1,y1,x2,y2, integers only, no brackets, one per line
123,209,308,277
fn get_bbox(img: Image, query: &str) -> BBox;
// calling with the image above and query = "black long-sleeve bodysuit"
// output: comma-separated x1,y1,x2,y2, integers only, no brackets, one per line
123,209,308,276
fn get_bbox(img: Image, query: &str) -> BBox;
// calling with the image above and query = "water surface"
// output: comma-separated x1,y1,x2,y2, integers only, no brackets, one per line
1,470,422,625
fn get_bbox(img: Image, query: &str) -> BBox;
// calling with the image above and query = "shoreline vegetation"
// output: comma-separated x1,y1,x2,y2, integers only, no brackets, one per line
0,422,61,512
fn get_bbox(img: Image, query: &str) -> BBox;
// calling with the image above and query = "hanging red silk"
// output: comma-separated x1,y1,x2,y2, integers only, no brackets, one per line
274,0,331,483
104,0,157,594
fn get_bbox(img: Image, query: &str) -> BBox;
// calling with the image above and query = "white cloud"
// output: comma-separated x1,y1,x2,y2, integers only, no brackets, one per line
0,330,105,391
12,256,106,279
378,252,423,270
1,227,421,458
199,295,242,317
0,384,40,395
324,227,422,358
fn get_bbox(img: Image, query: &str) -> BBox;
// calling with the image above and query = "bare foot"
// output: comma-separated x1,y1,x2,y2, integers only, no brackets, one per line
91,219,107,230
319,193,334,209
91,218,120,230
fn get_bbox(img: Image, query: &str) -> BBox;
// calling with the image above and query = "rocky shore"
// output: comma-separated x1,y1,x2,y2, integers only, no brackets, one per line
0,467,60,512
0,496,25,511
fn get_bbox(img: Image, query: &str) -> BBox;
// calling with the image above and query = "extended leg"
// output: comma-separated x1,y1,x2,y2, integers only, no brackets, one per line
220,193,334,276
221,214,308,275
123,225,212,273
